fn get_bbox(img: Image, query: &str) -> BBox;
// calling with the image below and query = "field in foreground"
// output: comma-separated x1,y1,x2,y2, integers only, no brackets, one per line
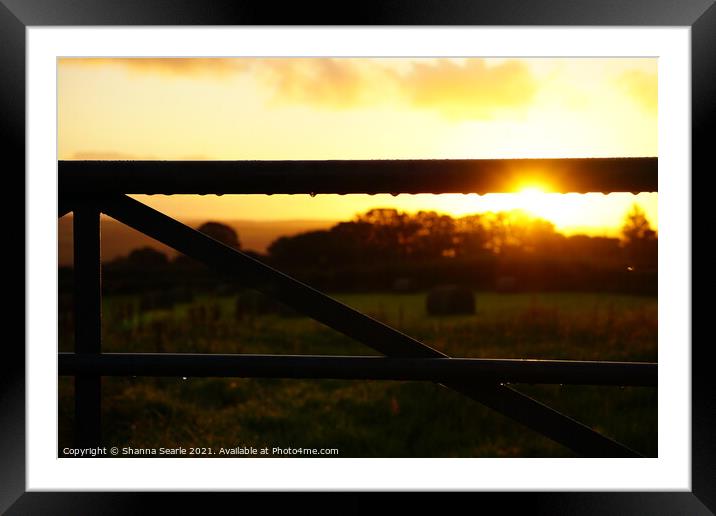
58,291,657,457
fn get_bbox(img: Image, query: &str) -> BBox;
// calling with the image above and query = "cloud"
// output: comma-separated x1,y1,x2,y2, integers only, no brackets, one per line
60,57,538,119
618,70,657,113
394,59,538,119
59,58,246,77
254,59,375,109
252,58,538,119
257,58,538,119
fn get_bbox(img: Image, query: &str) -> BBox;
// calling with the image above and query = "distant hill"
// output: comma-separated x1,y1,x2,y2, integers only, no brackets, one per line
58,216,335,266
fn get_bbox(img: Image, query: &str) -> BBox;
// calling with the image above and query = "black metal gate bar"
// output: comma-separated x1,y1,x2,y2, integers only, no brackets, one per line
100,194,640,457
72,205,102,448
58,353,658,386
59,157,658,195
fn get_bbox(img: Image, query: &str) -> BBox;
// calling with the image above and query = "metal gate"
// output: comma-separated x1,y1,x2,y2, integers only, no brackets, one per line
58,157,658,457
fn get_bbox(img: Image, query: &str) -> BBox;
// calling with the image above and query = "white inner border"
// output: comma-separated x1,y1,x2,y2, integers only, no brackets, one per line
27,27,691,491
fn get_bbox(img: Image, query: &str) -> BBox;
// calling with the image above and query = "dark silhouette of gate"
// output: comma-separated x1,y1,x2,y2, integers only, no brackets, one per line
58,157,658,457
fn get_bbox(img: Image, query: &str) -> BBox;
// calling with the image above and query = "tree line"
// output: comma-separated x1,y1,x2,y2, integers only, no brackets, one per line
268,204,656,270
60,204,657,295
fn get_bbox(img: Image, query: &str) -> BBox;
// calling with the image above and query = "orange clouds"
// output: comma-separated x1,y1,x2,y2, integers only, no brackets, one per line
59,57,656,126
59,57,245,77
60,57,538,120
255,59,374,109
254,58,536,119
396,59,537,119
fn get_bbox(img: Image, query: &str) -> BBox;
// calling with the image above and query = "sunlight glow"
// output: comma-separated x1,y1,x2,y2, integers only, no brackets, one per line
59,57,657,236
515,185,552,218
519,186,546,195
131,191,657,239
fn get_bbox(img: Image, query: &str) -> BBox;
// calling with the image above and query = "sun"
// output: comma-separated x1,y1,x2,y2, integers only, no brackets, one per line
519,186,546,195
514,184,552,216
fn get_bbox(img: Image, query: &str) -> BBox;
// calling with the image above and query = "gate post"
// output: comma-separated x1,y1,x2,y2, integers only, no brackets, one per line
73,205,102,448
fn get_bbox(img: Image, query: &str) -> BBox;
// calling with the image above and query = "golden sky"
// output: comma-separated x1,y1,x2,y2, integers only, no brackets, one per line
58,57,658,235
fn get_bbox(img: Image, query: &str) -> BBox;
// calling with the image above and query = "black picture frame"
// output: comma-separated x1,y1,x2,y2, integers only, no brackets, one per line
5,0,711,513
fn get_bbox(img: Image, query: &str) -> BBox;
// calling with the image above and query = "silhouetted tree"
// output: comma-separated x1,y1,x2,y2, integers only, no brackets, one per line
563,235,622,266
412,211,456,259
454,214,490,258
172,221,241,273
197,222,241,249
621,204,657,269
621,204,656,244
355,208,421,260
479,210,559,255
268,230,340,268
126,247,169,269
517,217,560,255
262,206,657,293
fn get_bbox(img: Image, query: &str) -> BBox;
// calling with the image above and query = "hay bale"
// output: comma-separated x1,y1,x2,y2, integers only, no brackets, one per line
426,285,475,315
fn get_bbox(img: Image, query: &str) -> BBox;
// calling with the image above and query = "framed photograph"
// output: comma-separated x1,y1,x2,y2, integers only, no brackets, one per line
7,0,712,513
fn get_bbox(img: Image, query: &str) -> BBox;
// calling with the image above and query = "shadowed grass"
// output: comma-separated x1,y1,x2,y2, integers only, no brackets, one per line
58,291,657,457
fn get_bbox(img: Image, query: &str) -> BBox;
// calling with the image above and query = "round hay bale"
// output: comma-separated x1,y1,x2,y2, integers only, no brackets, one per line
426,285,475,315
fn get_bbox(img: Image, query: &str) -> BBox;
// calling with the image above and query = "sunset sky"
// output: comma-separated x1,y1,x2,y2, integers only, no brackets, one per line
58,57,657,236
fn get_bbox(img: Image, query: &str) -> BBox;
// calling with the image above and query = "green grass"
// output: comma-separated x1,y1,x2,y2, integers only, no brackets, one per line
58,290,657,457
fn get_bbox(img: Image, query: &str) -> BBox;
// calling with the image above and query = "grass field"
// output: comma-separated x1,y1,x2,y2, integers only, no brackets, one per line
58,291,657,457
